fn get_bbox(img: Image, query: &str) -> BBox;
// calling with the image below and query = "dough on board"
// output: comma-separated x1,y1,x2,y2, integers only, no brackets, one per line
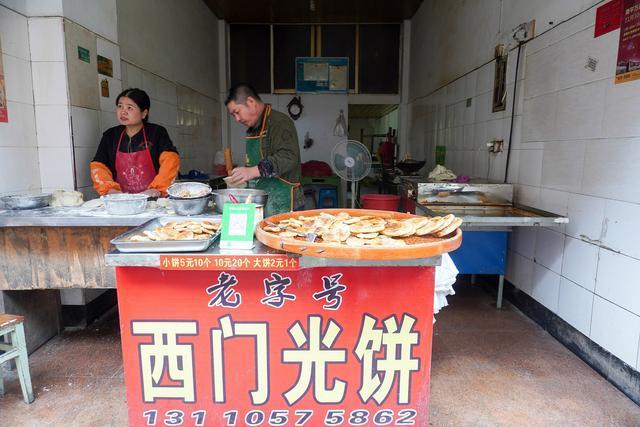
51,190,84,207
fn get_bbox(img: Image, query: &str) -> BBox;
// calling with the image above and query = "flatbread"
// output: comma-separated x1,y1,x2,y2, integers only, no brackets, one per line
431,214,456,233
434,217,463,237
381,220,416,237
349,219,386,234
261,211,460,246
356,232,379,239
415,217,445,236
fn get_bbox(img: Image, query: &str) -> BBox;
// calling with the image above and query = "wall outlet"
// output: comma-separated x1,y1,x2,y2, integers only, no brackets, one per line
487,139,504,153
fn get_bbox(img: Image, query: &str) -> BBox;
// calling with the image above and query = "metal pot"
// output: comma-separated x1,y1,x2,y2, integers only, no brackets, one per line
169,195,210,216
211,189,268,213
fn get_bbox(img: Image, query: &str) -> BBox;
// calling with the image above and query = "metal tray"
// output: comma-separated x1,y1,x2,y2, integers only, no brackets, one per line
111,216,221,253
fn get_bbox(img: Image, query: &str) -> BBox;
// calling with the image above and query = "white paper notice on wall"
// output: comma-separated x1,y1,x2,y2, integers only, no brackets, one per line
0,37,8,123
303,62,329,81
329,65,347,91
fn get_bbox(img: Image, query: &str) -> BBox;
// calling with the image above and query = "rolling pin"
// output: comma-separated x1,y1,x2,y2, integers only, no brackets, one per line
224,148,233,175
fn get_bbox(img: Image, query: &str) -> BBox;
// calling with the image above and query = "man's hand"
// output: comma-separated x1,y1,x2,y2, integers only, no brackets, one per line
141,188,161,198
229,166,260,184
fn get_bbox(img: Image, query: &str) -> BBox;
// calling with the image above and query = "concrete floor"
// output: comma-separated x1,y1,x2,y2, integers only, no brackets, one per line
1,283,639,426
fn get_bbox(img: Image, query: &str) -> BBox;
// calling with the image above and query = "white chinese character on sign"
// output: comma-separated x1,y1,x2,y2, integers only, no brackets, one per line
354,314,420,404
210,315,269,405
282,316,347,405
131,321,198,403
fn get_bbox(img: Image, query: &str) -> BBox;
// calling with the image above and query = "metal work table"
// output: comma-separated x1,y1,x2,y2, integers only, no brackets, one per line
0,205,195,290
0,205,194,227
400,178,568,308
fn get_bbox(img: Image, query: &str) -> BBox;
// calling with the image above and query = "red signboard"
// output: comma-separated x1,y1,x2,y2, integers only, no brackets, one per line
616,0,640,83
595,0,622,38
116,265,435,426
160,255,299,271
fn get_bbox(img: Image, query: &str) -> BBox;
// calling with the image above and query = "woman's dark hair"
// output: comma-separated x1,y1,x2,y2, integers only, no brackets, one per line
116,88,151,122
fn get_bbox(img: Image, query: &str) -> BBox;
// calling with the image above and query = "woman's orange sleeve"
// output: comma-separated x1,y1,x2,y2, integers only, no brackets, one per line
148,151,180,195
90,161,121,195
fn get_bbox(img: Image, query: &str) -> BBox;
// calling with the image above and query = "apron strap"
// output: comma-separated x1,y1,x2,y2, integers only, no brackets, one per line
116,126,149,152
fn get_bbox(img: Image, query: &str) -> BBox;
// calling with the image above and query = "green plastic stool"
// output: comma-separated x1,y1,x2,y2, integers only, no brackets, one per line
0,314,34,403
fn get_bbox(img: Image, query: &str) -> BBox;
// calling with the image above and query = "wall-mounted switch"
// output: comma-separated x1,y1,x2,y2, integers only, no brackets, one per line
487,139,504,153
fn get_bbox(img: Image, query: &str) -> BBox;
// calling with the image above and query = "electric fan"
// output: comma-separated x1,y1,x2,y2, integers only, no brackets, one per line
329,140,372,208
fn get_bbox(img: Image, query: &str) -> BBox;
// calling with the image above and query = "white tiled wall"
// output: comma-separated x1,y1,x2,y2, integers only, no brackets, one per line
515,9,640,373
557,277,593,337
72,35,122,199
28,16,75,192
122,61,221,177
409,0,640,371
0,6,40,194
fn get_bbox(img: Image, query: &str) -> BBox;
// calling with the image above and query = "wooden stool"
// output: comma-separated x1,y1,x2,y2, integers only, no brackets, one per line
0,314,34,403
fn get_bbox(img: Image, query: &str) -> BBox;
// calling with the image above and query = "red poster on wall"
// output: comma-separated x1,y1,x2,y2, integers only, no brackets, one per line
595,0,622,38
616,0,640,83
116,265,435,427
0,37,8,123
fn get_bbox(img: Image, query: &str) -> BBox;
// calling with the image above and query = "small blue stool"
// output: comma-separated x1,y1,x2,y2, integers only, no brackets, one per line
317,187,338,208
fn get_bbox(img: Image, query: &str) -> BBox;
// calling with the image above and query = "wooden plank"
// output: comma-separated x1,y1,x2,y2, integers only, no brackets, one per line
0,227,128,290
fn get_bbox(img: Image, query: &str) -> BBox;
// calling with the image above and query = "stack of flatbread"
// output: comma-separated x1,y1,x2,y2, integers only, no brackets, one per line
262,212,462,247
128,220,220,242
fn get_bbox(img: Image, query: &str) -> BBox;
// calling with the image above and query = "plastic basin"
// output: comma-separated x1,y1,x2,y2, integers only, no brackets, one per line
360,194,400,211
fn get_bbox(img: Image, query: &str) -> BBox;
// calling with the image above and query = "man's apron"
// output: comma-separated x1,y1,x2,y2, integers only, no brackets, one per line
115,126,156,193
245,105,300,217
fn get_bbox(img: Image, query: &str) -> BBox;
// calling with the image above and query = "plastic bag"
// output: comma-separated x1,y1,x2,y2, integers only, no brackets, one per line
333,109,347,137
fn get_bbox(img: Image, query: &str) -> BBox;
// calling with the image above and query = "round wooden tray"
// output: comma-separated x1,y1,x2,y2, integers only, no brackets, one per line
255,208,462,260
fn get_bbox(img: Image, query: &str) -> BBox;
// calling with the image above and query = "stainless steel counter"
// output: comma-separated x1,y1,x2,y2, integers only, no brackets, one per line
400,178,568,229
416,203,568,229
0,206,214,227
105,241,441,269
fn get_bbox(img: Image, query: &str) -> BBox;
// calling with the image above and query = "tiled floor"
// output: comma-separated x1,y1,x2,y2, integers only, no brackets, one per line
1,283,639,426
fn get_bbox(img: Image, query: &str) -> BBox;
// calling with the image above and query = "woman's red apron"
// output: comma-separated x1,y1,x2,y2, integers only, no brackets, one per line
115,127,156,193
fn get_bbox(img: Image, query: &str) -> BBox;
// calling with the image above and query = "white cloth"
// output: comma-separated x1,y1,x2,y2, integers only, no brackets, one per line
433,253,459,322
428,165,457,181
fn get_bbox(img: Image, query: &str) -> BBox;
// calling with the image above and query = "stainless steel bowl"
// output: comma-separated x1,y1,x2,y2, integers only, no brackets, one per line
1,193,52,210
169,195,210,216
167,182,212,199
102,193,148,215
211,189,268,213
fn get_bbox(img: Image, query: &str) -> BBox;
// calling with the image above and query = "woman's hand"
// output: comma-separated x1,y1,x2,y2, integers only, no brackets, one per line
141,188,161,198
107,188,122,194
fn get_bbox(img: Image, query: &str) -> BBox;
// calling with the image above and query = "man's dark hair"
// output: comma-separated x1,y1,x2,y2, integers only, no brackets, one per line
225,83,262,106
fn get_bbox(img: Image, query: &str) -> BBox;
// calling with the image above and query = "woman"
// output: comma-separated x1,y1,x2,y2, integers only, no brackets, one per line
90,88,180,197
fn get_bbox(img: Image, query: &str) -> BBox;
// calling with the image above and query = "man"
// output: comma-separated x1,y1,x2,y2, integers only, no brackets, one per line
225,83,304,216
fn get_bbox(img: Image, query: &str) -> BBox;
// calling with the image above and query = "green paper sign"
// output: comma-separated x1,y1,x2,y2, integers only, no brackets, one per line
220,203,256,250
77,46,90,63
